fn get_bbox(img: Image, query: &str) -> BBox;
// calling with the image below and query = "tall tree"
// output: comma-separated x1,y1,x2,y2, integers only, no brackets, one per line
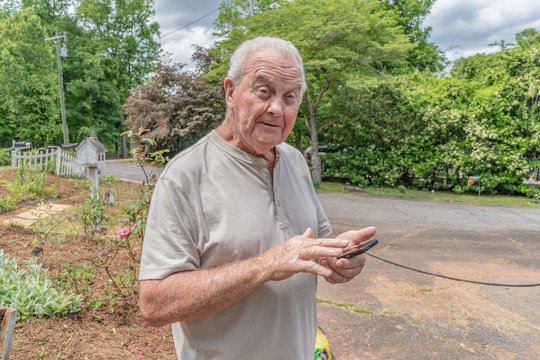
0,7,61,144
75,0,160,154
210,0,412,181
76,0,160,95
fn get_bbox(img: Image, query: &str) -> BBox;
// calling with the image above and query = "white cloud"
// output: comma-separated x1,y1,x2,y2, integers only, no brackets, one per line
160,26,217,68
425,0,540,63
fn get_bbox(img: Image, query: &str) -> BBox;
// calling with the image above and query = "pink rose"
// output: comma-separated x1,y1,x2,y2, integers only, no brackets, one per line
119,229,133,240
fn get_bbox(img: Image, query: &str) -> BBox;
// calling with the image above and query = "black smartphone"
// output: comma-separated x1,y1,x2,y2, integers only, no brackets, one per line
338,238,378,259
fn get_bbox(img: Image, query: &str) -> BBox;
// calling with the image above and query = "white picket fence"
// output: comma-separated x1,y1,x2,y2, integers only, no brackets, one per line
11,148,82,177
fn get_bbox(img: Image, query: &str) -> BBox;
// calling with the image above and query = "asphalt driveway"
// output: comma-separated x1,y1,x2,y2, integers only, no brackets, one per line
317,192,540,360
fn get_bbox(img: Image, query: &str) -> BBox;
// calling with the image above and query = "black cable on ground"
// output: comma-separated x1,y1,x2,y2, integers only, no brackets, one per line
367,253,540,287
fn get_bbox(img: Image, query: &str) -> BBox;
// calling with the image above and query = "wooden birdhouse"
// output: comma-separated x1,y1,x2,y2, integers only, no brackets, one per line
76,131,107,167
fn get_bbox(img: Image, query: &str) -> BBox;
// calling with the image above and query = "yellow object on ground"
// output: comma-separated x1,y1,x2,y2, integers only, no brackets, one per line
314,328,332,360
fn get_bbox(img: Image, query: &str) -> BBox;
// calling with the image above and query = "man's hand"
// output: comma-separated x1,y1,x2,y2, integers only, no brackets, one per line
320,226,376,284
261,228,350,281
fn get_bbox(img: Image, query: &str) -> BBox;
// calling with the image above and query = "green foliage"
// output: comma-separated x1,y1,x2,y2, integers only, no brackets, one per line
0,150,11,166
0,7,61,144
0,250,82,321
124,193,150,239
99,174,120,186
211,0,414,182
320,32,540,195
0,0,161,152
0,169,57,211
53,263,95,296
381,0,446,72
75,195,110,236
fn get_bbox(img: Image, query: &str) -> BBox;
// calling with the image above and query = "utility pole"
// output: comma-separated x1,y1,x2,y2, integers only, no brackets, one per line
45,31,69,145
249,0,254,16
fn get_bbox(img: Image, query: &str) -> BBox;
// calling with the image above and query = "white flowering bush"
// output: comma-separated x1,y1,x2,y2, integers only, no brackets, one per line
320,35,539,195
0,250,82,321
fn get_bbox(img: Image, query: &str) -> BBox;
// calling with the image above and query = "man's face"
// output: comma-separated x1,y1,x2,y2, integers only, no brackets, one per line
224,48,303,156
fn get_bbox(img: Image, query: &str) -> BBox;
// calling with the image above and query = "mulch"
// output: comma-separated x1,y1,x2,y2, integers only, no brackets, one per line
0,170,176,359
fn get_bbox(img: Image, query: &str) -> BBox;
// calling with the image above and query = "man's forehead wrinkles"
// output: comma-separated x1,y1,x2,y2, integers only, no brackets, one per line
244,56,302,76
245,66,303,89
250,72,302,92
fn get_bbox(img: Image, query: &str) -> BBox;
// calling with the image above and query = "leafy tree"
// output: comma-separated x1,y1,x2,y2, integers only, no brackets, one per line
124,63,226,156
0,0,161,152
76,0,161,95
210,0,412,182
381,0,446,72
64,54,125,150
75,0,161,154
322,29,539,195
0,7,61,144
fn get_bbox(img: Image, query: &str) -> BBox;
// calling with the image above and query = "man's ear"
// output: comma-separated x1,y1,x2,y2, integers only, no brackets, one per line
224,78,235,107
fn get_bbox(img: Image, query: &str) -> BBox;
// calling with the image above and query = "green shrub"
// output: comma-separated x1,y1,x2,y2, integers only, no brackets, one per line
0,250,82,321
0,150,10,166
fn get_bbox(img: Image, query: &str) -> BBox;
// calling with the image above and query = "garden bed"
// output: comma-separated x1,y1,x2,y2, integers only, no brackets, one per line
0,170,175,359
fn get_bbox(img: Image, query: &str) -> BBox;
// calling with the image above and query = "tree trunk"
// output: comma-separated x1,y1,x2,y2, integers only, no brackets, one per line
310,114,321,183
121,134,128,158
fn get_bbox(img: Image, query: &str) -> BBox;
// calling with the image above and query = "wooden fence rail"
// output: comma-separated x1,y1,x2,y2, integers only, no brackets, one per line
11,149,82,177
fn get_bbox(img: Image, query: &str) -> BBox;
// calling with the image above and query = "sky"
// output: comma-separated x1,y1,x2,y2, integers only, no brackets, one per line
153,0,540,68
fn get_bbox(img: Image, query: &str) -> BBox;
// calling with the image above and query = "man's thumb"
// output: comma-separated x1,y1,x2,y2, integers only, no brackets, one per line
303,227,314,238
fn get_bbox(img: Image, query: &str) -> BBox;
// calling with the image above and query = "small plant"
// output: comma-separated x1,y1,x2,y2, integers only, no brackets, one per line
53,264,95,296
75,196,111,236
121,127,169,187
88,299,103,310
0,195,15,212
99,175,120,186
0,167,57,212
0,250,82,321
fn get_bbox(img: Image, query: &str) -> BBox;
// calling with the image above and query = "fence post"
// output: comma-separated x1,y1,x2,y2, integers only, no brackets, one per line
10,151,15,170
0,307,17,360
55,148,62,175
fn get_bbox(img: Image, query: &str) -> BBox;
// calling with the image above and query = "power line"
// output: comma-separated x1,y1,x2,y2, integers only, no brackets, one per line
367,253,540,287
161,8,220,39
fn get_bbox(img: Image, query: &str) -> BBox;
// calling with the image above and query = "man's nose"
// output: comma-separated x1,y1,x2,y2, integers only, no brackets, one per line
267,98,284,117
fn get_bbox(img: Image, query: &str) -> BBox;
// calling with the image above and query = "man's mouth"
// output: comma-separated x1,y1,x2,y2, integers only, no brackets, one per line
260,121,280,128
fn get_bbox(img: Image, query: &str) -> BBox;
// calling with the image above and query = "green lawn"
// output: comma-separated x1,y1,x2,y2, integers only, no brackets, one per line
317,182,540,208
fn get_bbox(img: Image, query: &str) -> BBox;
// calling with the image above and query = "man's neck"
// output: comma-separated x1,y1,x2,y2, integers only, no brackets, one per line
216,120,277,175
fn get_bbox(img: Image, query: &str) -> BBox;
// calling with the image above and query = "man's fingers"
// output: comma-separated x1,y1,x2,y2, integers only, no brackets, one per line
337,226,376,244
299,246,344,259
321,256,366,283
304,260,333,278
297,238,349,259
326,254,366,271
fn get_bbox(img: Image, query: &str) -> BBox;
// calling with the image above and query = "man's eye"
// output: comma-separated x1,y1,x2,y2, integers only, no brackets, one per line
285,94,297,102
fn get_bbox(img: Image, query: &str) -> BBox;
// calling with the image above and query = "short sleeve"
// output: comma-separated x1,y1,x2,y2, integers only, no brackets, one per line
139,177,201,280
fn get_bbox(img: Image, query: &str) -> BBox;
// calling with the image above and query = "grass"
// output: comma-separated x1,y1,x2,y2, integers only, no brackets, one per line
316,298,374,315
317,181,540,208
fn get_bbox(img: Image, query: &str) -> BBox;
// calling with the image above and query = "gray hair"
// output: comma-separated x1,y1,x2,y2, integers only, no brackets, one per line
227,36,307,95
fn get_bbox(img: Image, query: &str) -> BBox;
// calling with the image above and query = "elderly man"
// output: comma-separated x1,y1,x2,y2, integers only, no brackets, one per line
139,36,376,359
